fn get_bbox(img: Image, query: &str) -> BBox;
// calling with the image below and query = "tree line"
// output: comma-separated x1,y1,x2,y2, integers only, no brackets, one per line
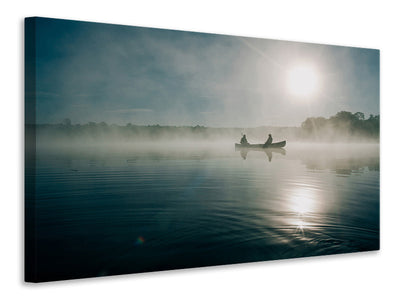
32,111,379,143
300,111,379,141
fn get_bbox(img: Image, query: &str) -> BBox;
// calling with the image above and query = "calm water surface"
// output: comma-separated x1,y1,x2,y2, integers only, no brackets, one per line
29,143,379,281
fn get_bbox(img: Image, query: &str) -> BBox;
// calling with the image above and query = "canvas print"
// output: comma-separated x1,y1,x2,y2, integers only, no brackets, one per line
25,17,379,282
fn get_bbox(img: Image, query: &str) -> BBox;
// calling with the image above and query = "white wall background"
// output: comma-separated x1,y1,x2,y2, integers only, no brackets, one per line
2,1,399,299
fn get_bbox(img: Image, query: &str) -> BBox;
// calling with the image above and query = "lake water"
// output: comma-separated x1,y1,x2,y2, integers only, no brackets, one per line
27,142,379,282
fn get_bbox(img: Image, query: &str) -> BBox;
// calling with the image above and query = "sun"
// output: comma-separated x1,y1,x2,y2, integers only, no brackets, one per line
287,65,319,97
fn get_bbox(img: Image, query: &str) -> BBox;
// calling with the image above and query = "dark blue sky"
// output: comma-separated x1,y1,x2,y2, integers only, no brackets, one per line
32,17,379,127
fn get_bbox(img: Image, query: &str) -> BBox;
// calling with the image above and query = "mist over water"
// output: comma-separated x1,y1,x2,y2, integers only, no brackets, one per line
28,141,379,281
25,18,380,282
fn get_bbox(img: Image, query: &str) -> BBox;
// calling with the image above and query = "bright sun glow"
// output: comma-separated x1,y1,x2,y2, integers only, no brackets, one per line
287,65,319,97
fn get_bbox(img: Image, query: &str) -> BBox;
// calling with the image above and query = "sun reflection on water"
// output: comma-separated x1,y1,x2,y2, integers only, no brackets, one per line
289,187,317,216
287,187,321,235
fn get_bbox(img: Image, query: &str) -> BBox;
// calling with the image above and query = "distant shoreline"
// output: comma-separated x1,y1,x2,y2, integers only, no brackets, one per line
27,111,379,143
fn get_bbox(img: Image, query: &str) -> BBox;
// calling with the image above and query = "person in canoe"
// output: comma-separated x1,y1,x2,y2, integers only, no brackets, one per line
264,134,273,147
240,134,249,145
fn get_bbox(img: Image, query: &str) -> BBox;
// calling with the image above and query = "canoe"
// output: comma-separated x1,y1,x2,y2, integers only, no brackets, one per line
235,140,286,149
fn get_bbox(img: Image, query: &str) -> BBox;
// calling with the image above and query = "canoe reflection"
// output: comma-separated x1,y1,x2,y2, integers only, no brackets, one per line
238,148,286,161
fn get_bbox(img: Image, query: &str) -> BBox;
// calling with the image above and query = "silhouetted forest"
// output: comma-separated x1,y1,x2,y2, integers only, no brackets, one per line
31,111,379,144
300,111,379,141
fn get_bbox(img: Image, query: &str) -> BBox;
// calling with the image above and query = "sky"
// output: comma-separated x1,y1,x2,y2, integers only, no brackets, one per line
29,17,379,127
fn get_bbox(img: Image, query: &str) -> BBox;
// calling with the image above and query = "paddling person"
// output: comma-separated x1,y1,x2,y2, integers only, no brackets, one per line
264,134,273,147
240,134,249,145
